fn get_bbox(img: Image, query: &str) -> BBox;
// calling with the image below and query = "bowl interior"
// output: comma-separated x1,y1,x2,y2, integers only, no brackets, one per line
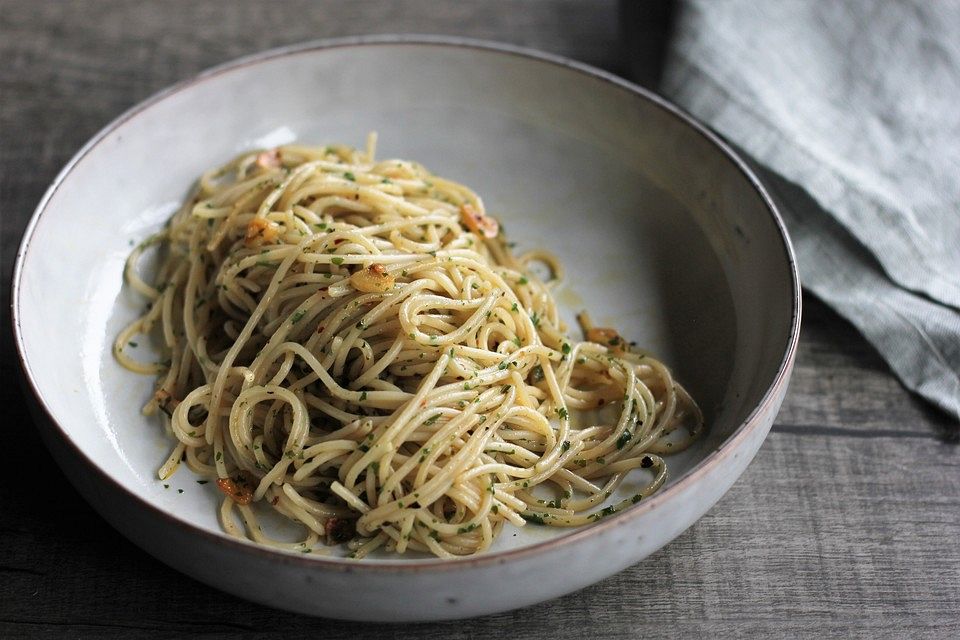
15,42,795,559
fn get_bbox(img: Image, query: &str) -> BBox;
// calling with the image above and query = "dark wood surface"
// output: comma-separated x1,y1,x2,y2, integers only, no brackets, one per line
2,2,957,638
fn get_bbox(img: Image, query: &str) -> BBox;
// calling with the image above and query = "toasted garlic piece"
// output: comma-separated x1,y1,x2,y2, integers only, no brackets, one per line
350,263,395,293
255,148,281,169
460,203,499,238
577,311,626,355
245,217,280,247
585,327,626,355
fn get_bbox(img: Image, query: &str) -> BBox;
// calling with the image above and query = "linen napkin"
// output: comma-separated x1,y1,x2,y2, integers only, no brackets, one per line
661,0,960,420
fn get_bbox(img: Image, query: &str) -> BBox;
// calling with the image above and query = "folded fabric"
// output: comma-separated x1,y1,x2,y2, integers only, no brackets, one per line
662,0,960,420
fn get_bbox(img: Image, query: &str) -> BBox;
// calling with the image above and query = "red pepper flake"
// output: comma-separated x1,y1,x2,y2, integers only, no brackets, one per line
216,477,253,505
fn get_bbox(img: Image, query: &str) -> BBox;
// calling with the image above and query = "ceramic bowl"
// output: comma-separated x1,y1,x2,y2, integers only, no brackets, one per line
12,36,800,621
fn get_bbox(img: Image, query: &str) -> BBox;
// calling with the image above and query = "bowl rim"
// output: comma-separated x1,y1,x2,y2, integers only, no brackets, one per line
11,34,801,573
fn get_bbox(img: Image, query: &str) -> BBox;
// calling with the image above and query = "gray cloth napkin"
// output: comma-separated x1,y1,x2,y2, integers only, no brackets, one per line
663,0,960,421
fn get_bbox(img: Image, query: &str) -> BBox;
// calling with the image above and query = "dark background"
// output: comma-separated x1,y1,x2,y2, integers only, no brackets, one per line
1,2,957,638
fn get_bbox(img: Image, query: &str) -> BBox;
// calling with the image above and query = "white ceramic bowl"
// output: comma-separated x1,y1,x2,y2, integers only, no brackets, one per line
13,36,800,621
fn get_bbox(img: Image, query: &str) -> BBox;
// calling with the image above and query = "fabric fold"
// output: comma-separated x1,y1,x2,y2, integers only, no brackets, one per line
662,0,960,420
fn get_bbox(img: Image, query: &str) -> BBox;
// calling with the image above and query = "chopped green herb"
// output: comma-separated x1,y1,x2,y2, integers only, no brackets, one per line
616,431,633,450
518,276,529,285
521,513,546,526
561,343,571,355
331,257,344,266
343,171,356,181
561,440,571,452
510,302,518,312
290,310,307,324
531,365,544,383
360,391,367,401
557,406,569,421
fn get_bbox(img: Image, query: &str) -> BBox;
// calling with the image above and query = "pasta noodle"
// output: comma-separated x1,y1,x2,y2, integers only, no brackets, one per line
114,135,703,558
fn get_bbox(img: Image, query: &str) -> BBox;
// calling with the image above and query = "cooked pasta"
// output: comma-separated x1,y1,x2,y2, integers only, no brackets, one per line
114,135,703,558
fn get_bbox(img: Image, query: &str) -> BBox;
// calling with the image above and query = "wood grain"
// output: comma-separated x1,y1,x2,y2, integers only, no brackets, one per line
2,2,957,638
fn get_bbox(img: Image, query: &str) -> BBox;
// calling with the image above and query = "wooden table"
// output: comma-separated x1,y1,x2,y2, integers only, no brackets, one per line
2,2,957,637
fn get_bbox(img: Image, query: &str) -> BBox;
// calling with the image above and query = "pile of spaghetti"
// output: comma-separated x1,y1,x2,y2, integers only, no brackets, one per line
115,136,703,558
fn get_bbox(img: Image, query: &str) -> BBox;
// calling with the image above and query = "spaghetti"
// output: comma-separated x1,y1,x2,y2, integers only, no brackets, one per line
114,135,703,558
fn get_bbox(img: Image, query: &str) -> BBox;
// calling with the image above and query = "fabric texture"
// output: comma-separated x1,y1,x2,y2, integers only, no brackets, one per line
663,0,960,420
